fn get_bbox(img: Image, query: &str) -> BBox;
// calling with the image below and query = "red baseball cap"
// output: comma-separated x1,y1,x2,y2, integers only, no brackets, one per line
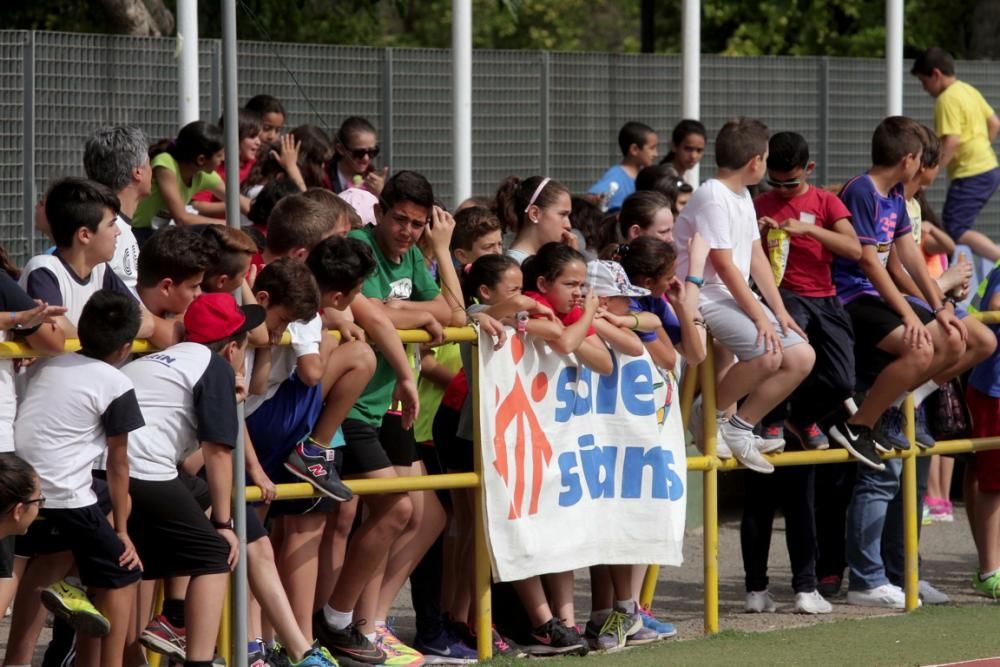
184,293,266,344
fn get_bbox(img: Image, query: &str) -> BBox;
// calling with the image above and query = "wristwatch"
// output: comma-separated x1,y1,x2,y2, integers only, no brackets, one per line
211,517,234,530
516,311,529,334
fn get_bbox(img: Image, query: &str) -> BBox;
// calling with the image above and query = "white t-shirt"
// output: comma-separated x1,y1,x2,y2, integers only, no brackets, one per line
245,313,323,416
121,342,238,481
20,254,134,327
0,271,42,452
14,353,144,508
673,178,760,306
110,214,140,292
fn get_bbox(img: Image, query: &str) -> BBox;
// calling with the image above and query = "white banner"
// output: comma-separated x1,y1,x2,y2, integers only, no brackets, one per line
478,329,687,582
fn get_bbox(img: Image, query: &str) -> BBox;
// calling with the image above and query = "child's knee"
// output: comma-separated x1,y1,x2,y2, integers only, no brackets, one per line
750,350,783,374
783,343,815,376
902,341,935,372
386,493,414,533
347,340,377,375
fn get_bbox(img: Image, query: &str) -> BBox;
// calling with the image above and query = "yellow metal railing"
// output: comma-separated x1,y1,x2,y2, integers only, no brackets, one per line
7,313,1000,663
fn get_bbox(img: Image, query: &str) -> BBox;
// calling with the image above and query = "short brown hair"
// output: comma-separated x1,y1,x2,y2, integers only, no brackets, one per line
451,206,501,251
266,194,336,256
715,118,769,170
871,116,924,168
254,257,320,322
199,225,258,284
302,187,353,231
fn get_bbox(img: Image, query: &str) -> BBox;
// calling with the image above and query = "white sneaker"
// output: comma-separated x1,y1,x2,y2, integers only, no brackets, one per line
794,590,832,614
745,589,776,613
691,396,727,456
721,422,775,474
919,580,950,605
846,584,905,609
754,434,785,454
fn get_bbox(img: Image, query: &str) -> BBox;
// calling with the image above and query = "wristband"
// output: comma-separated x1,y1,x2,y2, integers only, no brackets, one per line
630,313,641,331
211,517,234,530
685,275,705,287
932,305,947,315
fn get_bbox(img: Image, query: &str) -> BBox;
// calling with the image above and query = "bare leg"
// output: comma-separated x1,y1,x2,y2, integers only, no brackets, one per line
735,345,815,425
546,571,576,626
966,463,979,550
512,577,555,628
957,229,1000,263
248,537,313,661
445,486,475,624
185,573,229,661
589,565,612,613
974,489,1000,573
851,327,934,429
316,501,355,611
91,583,138,667
4,552,73,665
311,342,378,444
278,512,328,637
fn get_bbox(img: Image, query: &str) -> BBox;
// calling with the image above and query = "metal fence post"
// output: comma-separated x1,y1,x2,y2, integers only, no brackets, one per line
901,394,920,611
540,51,550,176
22,31,35,248
382,48,394,169
701,337,719,634
210,39,222,123
817,56,830,187
471,332,493,661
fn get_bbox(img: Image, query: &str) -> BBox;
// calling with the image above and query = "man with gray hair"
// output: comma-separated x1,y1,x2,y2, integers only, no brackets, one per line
83,126,151,290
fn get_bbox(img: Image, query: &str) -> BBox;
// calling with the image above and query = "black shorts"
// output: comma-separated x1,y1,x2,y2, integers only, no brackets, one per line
181,470,270,540
15,475,113,559
340,419,394,476
128,477,232,580
26,504,141,589
845,295,935,385
433,404,474,473
0,535,14,578
380,412,419,467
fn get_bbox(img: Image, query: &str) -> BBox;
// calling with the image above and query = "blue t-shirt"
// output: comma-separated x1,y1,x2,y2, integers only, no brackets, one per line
832,174,912,304
630,295,682,345
970,266,1000,397
588,165,634,211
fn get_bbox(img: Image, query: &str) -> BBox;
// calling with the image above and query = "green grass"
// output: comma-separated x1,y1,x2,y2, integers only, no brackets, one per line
486,606,1000,666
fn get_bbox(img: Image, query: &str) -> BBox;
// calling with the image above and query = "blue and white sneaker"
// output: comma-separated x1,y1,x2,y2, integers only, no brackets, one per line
413,628,477,664
914,403,935,449
639,606,677,639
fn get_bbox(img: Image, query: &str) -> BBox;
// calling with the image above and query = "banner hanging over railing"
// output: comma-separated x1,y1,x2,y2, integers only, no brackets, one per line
478,329,687,582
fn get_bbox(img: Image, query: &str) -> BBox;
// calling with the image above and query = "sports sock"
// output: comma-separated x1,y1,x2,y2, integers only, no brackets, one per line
162,598,186,628
980,568,1000,581
730,415,754,431
590,608,611,624
374,619,387,628
365,632,377,642
615,599,636,613
912,380,940,408
324,605,353,630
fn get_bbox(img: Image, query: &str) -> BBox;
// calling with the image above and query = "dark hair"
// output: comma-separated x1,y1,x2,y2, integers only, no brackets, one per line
0,245,19,280
634,164,693,210
137,227,214,289
911,47,955,77
0,453,37,512
216,108,263,142
290,125,332,188
151,120,224,164
618,121,656,155
872,116,924,167
521,242,587,293
336,116,377,148
253,258,320,321
493,175,571,235
570,197,605,253
462,254,519,306
661,119,707,165
918,124,941,168
616,236,676,283
599,190,672,250
45,177,121,248
245,94,286,118
381,170,435,212
267,194,336,255
452,206,502,251
78,290,141,359
247,179,300,227
197,226,257,288
767,132,810,172
715,118,769,170
306,236,376,295
203,330,249,354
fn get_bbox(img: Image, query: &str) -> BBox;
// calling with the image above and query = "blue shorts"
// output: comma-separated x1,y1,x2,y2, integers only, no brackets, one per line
246,373,324,479
942,168,1000,239
905,295,968,319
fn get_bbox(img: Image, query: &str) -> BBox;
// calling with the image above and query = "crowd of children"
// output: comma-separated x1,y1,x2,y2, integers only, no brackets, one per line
0,44,999,666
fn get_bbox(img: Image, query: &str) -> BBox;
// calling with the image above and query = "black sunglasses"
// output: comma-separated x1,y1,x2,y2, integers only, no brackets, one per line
349,146,380,160
766,178,802,190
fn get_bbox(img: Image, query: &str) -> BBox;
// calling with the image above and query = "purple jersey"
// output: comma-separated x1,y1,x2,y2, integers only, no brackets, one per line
832,174,912,304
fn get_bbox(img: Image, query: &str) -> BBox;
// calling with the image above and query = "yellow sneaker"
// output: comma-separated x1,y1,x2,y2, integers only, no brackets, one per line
41,580,110,637
375,625,425,666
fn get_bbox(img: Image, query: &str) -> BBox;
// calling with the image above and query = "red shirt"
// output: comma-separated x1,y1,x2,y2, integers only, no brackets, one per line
753,185,852,298
191,160,256,203
524,291,595,336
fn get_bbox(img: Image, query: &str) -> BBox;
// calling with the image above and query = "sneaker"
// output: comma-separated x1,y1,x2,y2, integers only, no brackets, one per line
638,606,677,639
758,422,786,453
801,422,829,450
691,396,727,456
375,626,425,666
469,626,524,658
313,613,385,665
249,650,268,667
828,421,886,471
744,589,776,613
929,499,954,523
972,570,1000,599
794,590,832,614
267,641,293,667
816,575,842,599
291,645,340,667
139,614,187,661
876,407,909,451
846,584,905,609
721,421,774,474
284,440,353,502
914,403,935,449
412,628,477,664
754,434,785,454
41,580,111,639
919,580,951,605
625,624,660,646
922,503,933,526
585,609,641,652
523,618,588,656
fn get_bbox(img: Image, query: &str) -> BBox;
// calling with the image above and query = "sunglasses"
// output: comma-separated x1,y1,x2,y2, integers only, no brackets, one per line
349,146,380,160
766,178,802,190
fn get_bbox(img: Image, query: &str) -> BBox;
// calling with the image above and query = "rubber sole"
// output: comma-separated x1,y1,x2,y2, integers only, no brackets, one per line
40,588,110,638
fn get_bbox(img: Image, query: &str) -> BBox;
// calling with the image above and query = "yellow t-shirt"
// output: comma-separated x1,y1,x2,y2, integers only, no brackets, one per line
935,80,999,180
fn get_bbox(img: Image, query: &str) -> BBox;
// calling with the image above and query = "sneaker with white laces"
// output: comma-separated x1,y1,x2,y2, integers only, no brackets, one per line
846,584,906,609
745,589,777,613
721,421,774,474
794,590,832,614
758,422,786,453
754,434,785,454
691,396,726,455
918,580,950,605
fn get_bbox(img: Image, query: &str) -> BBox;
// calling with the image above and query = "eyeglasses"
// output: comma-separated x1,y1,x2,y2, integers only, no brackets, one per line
6,496,44,514
766,178,803,190
349,146,380,160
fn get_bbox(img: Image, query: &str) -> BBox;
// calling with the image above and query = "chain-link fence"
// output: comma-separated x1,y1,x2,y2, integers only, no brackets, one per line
5,30,1000,265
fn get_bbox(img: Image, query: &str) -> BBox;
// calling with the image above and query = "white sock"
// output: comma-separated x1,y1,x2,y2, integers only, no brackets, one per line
891,394,905,409
365,631,377,642
980,568,1000,581
590,608,611,624
912,380,940,408
374,619,386,628
844,397,859,415
324,605,353,630
615,599,636,613
64,575,83,588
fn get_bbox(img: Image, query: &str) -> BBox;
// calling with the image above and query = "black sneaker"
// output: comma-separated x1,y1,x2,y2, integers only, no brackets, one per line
312,611,385,665
285,442,353,502
525,618,589,656
817,575,843,599
829,421,886,471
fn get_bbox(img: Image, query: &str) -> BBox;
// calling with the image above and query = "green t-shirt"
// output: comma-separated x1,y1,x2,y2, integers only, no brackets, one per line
132,152,224,229
347,225,441,426
413,342,463,442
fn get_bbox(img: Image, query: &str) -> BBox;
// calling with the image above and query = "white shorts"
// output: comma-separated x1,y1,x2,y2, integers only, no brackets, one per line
700,298,807,361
